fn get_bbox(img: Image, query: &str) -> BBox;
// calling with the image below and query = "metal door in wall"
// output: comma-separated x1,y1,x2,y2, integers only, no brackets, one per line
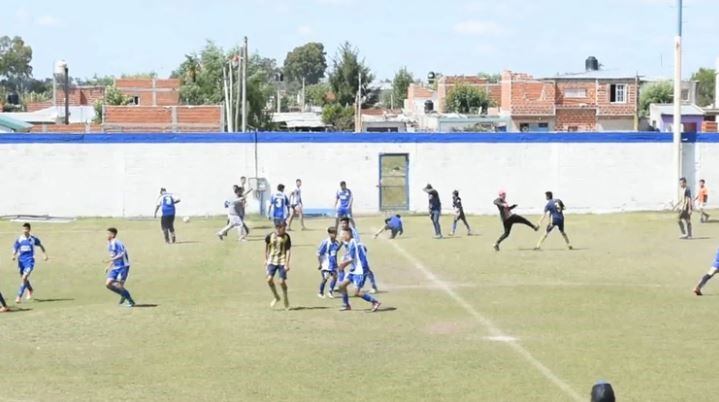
379,154,409,211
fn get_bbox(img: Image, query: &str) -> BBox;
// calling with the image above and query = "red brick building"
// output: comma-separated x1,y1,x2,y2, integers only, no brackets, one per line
115,78,180,106
102,105,223,132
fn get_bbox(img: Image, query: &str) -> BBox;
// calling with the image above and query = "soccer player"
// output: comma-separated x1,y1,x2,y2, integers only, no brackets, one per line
154,187,181,244
337,228,381,312
268,184,291,227
423,184,442,239
317,226,341,298
450,190,473,236
11,222,48,303
693,248,719,296
674,177,693,239
287,179,306,231
339,217,378,293
335,181,355,228
104,228,136,307
217,186,252,241
0,289,7,312
696,179,710,223
492,190,539,251
265,222,292,310
534,191,573,250
373,214,404,239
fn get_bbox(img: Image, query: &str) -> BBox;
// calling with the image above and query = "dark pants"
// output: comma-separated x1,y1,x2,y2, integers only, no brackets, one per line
496,215,534,244
430,209,442,236
161,215,176,243
678,210,692,236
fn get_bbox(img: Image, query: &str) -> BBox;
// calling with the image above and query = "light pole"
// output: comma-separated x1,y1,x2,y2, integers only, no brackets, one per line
672,0,683,202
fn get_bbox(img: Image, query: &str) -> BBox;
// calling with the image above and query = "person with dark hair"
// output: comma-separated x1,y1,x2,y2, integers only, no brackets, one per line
154,187,181,244
334,181,355,228
535,191,573,250
11,222,48,303
316,226,341,298
423,184,442,239
693,247,719,296
374,214,404,239
265,222,292,310
287,178,306,231
450,190,472,236
104,228,136,307
217,186,252,241
674,177,693,239
696,179,710,223
337,228,381,312
492,190,539,251
339,218,378,293
591,381,615,402
268,184,290,227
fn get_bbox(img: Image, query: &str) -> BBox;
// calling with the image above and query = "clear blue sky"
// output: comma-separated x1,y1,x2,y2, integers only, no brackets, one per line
3,0,718,81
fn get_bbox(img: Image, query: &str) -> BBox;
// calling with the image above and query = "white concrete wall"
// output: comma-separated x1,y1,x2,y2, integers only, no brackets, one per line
0,140,701,217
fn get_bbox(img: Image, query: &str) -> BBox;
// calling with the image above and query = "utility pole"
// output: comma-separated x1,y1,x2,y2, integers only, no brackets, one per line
301,77,306,112
222,65,231,132
672,0,683,202
63,64,69,125
234,54,241,131
241,36,248,133
355,73,362,133
228,61,234,132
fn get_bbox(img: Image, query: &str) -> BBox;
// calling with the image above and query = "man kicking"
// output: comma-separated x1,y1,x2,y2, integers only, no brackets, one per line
535,191,573,250
693,248,719,296
287,179,306,231
337,228,381,312
154,187,181,244
317,226,341,298
493,190,539,251
12,223,48,303
265,222,292,310
104,228,136,307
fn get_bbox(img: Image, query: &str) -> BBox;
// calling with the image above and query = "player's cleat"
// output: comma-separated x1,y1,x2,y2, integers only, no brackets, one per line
317,293,325,299
468,230,474,236
340,305,351,311
270,297,280,308
568,245,574,250
371,301,382,312
216,233,225,241
694,287,703,296
493,243,500,252
448,232,455,237
369,288,377,294
534,225,540,232
119,296,126,305
0,306,8,313
283,298,290,310
15,297,21,304
26,290,33,301
533,246,541,251
123,300,135,308
680,235,692,240
327,291,335,299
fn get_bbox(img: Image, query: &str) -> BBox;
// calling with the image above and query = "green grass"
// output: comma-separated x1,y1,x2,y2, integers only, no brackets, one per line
0,212,718,401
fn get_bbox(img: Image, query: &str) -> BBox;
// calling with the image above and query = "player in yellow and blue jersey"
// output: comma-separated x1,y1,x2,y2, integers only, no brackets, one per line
265,222,292,310
11,223,48,303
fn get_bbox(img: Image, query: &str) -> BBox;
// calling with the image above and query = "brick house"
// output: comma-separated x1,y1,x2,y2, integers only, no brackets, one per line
102,105,223,132
500,71,556,131
26,85,106,112
115,78,180,106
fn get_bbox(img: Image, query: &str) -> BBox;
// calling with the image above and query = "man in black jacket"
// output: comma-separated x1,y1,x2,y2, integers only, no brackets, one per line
493,190,538,251
424,184,443,239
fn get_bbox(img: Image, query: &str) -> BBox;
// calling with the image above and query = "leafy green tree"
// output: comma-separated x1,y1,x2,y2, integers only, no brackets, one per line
639,81,673,117
76,75,115,87
322,103,355,131
382,67,413,109
328,42,374,106
283,42,327,85
94,85,132,123
445,83,491,114
691,68,716,107
0,36,33,92
306,83,331,106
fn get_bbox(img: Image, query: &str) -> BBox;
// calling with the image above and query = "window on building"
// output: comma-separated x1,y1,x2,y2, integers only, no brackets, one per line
565,88,587,98
610,84,627,103
132,96,140,105
519,123,530,132
681,89,690,102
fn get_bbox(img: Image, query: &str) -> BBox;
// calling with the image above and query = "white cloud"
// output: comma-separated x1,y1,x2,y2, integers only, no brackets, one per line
297,25,314,36
453,20,504,36
35,15,62,27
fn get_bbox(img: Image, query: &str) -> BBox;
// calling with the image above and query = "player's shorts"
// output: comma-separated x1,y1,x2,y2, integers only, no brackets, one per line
336,208,352,218
347,273,367,289
107,266,130,282
266,264,287,280
291,203,302,210
321,269,337,280
17,259,35,275
547,218,565,233
161,214,176,231
679,210,691,220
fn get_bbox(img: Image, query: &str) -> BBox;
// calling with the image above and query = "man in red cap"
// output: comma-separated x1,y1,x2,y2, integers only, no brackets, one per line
492,190,538,251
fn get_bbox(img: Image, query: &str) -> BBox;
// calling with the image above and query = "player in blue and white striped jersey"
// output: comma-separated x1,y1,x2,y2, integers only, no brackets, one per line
104,228,136,307
337,228,381,312
11,222,48,303
334,181,355,228
316,226,341,298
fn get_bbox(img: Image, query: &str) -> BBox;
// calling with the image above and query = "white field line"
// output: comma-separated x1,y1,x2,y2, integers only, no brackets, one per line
385,239,583,402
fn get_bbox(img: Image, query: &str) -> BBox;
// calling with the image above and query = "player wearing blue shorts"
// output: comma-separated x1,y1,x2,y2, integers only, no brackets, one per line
693,249,719,296
337,228,381,312
265,222,292,310
317,226,341,299
11,223,48,303
535,191,573,250
340,217,378,293
334,181,355,228
268,184,291,228
104,228,136,307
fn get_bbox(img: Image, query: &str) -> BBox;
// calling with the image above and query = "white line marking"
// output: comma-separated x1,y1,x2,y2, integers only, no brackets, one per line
385,239,583,402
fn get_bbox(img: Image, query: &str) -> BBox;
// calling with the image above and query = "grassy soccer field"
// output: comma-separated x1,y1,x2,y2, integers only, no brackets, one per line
0,212,717,401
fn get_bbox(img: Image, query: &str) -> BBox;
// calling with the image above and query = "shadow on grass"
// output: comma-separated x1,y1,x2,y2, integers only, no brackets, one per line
173,241,201,245
34,298,75,303
6,307,32,313
369,306,397,313
132,304,159,308
288,306,330,311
